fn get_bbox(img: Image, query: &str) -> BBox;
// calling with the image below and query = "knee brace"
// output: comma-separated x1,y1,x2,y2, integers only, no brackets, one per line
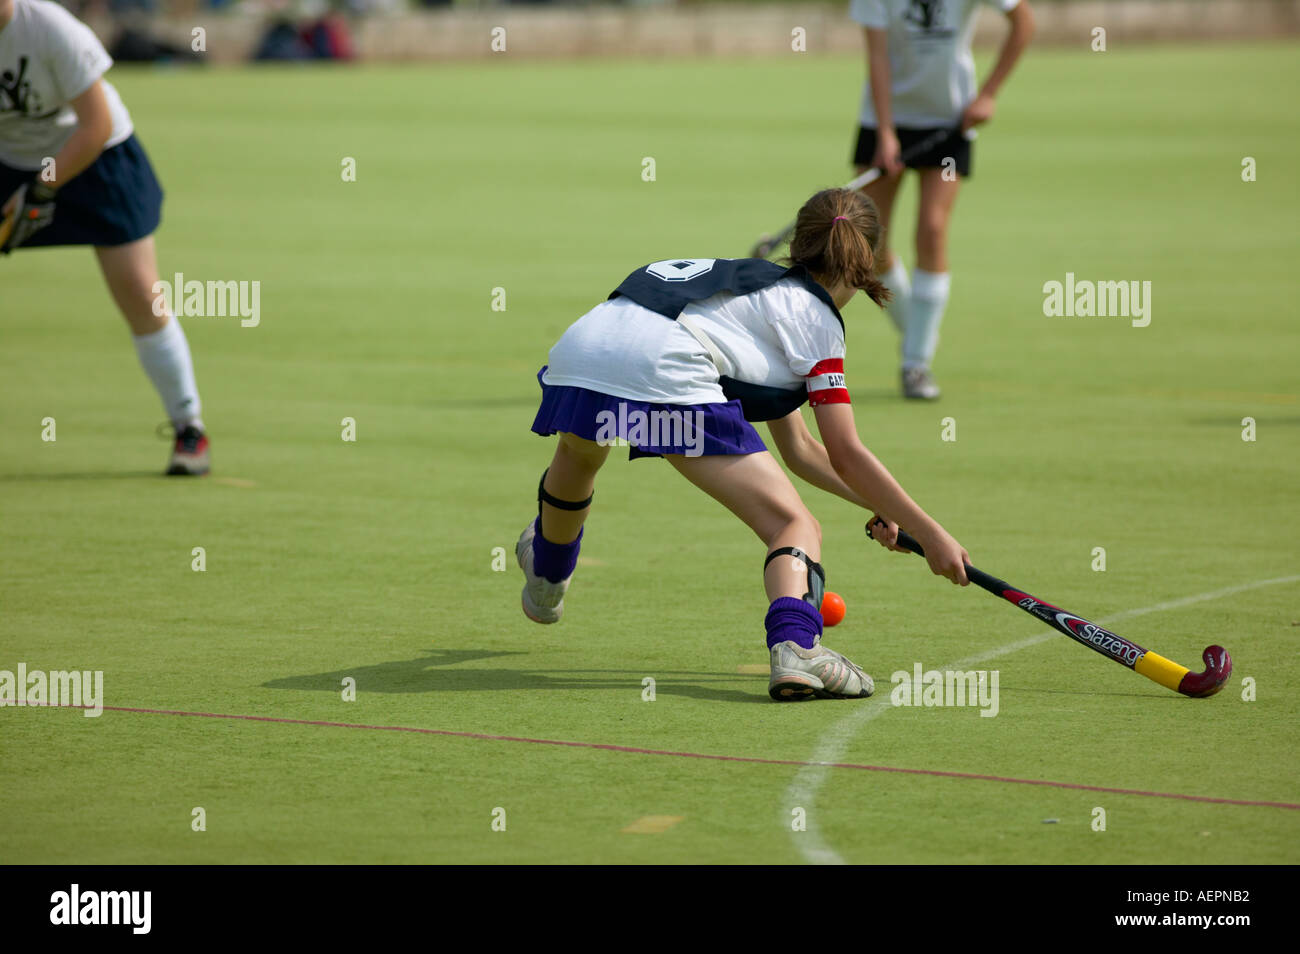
764,546,825,610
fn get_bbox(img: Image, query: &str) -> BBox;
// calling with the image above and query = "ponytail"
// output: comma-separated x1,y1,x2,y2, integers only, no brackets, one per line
787,189,891,307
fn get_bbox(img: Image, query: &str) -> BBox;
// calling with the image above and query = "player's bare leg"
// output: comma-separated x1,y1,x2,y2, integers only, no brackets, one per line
517,433,610,623
665,450,819,600
914,166,959,275
96,236,166,334
858,168,909,335
539,433,608,544
902,168,961,400
666,450,873,700
97,237,209,473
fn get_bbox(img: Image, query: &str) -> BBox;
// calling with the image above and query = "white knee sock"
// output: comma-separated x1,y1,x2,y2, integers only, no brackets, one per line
902,269,950,371
133,315,203,430
878,257,911,335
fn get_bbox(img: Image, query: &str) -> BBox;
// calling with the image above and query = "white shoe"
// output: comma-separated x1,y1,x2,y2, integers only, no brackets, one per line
902,367,941,400
166,424,210,476
768,638,875,701
516,521,571,624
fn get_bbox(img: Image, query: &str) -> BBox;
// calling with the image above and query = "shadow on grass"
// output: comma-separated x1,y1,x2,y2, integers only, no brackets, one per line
1000,684,1186,701
263,648,767,703
0,470,161,481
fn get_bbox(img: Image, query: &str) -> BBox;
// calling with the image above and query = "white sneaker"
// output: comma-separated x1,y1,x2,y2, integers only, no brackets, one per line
165,424,210,476
515,521,571,624
769,638,875,701
902,367,941,400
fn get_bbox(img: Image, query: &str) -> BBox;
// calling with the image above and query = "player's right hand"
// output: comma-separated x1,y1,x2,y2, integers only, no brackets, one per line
1,181,57,254
872,129,904,176
919,527,970,586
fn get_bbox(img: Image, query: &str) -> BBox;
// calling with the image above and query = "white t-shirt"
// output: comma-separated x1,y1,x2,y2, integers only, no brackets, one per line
0,0,133,169
543,278,850,412
850,0,1019,128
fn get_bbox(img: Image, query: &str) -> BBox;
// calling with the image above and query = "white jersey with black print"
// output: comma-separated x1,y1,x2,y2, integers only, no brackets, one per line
0,0,133,169
850,0,1020,128
544,278,851,411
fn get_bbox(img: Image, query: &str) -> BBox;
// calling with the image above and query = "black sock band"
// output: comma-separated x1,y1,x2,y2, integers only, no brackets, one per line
764,546,825,608
765,546,812,570
538,469,593,518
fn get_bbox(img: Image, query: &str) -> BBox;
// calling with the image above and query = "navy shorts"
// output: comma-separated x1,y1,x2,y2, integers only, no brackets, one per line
0,134,163,248
530,367,767,460
853,125,973,178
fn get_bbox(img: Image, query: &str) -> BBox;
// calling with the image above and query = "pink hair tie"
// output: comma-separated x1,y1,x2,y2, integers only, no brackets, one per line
833,215,849,222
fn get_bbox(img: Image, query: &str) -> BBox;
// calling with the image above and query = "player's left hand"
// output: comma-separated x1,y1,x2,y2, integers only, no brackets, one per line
960,93,996,133
1,180,57,254
868,514,908,553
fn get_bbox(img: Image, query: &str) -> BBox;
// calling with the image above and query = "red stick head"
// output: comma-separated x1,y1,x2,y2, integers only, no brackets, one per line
1177,645,1232,698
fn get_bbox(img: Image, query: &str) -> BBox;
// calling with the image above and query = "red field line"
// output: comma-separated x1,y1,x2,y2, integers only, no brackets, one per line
25,702,1300,811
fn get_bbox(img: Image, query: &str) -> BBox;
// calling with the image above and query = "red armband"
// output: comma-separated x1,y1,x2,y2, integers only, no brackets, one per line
806,358,850,406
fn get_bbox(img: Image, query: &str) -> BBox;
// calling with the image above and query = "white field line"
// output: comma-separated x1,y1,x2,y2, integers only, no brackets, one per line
784,573,1300,866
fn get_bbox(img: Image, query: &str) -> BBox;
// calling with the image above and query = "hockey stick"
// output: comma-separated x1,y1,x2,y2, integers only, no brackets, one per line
866,519,1233,698
748,125,959,259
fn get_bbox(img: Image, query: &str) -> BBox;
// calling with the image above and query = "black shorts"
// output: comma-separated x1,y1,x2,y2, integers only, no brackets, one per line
0,134,163,248
853,125,973,178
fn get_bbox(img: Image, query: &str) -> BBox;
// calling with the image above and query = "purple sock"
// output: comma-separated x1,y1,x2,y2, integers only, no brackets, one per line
531,517,582,583
765,596,823,650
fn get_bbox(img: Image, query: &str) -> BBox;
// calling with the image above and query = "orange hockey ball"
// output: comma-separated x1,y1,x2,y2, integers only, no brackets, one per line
820,591,846,627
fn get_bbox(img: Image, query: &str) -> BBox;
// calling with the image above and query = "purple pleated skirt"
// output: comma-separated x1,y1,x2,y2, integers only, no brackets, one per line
530,367,766,460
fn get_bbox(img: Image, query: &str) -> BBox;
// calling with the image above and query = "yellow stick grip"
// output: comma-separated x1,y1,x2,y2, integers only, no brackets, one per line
1134,651,1189,692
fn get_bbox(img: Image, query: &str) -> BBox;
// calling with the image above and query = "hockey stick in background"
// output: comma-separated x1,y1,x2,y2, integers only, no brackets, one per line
748,125,958,259
0,208,14,251
866,519,1233,698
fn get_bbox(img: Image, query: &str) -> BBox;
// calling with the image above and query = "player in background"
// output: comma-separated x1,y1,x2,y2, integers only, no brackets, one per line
851,0,1034,399
0,0,208,474
517,188,970,702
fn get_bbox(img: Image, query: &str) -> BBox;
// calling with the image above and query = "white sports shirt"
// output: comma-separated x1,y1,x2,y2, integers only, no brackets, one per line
850,0,1020,128
543,278,850,411
0,0,133,169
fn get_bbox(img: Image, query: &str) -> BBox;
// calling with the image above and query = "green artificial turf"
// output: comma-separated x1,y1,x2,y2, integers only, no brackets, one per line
1,44,1297,864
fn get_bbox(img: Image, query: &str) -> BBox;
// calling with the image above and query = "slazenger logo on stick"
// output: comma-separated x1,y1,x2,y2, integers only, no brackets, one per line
1056,613,1143,665
49,884,151,934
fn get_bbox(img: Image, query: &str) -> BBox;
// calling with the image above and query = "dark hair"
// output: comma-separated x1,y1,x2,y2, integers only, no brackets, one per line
786,188,890,307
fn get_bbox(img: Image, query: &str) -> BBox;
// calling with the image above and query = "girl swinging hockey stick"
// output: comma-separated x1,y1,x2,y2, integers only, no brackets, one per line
518,188,970,701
